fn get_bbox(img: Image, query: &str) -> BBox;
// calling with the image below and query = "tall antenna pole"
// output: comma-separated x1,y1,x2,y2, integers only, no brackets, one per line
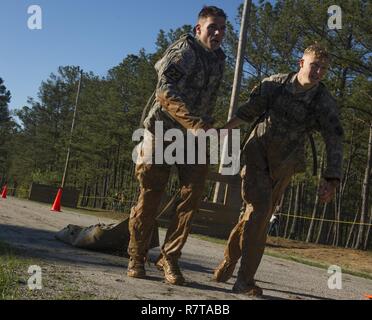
214,0,252,202
61,68,83,189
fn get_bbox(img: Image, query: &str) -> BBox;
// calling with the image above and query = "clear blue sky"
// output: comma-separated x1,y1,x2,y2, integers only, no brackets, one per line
1,0,246,111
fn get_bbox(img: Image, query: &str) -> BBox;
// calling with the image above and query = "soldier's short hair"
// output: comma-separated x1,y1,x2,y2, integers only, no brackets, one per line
304,43,330,62
198,6,227,20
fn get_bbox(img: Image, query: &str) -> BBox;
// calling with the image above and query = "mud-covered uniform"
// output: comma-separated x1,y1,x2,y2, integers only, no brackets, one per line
128,34,225,264
219,73,343,286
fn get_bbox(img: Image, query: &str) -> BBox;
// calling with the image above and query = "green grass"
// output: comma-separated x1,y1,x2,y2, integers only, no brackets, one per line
264,249,372,281
0,241,29,299
0,240,100,300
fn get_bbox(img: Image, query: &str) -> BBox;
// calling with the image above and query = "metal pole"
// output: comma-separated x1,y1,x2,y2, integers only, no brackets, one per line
213,0,252,202
61,68,83,189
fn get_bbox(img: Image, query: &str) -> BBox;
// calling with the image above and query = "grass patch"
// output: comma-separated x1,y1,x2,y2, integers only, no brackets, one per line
0,241,30,299
0,240,99,300
264,249,372,281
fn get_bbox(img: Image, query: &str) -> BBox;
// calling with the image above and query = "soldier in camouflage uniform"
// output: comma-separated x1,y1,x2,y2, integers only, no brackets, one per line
213,44,344,296
127,6,227,285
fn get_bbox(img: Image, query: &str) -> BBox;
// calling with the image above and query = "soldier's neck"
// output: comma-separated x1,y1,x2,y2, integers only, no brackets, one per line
195,37,214,53
295,73,318,93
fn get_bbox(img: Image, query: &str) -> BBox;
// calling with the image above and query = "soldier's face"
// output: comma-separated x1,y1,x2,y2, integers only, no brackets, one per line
195,16,226,51
299,53,329,85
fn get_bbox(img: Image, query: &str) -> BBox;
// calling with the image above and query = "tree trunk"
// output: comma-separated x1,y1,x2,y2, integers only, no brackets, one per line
85,184,91,207
326,221,334,245
289,182,301,239
81,181,87,207
336,125,355,246
113,144,120,190
306,152,325,242
93,179,99,208
284,180,294,238
345,209,359,248
101,159,111,209
363,207,372,250
300,182,306,240
355,122,372,249
332,197,339,246
316,203,328,244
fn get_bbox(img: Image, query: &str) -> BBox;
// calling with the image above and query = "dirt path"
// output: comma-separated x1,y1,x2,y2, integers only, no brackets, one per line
0,196,371,300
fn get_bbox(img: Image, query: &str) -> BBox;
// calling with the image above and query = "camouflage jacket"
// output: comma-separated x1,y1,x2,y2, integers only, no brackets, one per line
236,73,344,181
143,34,226,133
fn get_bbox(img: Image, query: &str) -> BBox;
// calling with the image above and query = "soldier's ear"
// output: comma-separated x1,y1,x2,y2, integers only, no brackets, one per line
299,58,304,68
194,24,201,35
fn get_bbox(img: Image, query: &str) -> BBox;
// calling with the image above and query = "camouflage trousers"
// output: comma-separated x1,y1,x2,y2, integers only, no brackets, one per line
127,161,208,260
223,138,294,284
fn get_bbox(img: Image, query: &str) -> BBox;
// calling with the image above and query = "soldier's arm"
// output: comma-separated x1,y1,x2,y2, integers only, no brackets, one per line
316,91,344,202
223,77,275,130
155,41,210,130
317,92,344,181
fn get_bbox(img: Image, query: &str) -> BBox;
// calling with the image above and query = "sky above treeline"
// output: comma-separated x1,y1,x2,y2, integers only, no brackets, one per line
1,0,248,111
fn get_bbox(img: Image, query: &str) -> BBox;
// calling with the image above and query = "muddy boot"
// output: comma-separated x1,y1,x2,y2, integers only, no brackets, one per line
155,254,164,271
213,259,237,283
232,276,263,297
127,256,146,279
156,255,185,285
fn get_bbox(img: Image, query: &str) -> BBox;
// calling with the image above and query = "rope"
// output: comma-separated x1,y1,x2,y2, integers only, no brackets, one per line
280,213,372,227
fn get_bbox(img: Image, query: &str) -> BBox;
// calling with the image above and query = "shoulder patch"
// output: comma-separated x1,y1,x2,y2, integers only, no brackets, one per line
164,64,185,82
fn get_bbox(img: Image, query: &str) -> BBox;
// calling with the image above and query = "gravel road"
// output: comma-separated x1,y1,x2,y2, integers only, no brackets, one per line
0,197,371,300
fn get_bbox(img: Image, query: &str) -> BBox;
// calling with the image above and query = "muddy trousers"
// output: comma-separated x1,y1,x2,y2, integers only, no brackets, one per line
127,162,208,260
223,163,292,284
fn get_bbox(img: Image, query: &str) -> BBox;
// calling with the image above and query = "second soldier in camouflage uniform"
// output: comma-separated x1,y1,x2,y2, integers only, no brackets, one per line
127,6,227,285
213,44,344,296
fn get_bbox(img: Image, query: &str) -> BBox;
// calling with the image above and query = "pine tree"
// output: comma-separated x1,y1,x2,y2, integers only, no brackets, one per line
0,78,12,183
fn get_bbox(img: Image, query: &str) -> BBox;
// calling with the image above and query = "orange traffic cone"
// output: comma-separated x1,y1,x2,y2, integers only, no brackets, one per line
51,188,63,212
1,185,7,199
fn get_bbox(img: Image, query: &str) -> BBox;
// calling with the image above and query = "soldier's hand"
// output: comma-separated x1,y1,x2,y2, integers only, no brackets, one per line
318,179,339,203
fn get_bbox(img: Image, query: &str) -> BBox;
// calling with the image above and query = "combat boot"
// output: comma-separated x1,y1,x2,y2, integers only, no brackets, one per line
155,254,165,271
232,277,263,297
213,259,237,282
155,255,185,285
127,256,146,279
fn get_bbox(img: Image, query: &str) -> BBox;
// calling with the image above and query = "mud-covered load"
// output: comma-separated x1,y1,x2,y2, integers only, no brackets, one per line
55,219,160,256
54,192,180,255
